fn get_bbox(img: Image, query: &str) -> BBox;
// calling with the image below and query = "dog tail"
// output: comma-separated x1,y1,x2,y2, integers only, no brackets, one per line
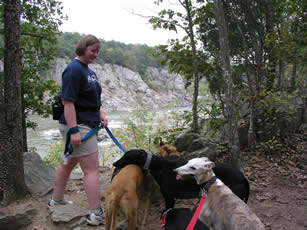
243,176,250,203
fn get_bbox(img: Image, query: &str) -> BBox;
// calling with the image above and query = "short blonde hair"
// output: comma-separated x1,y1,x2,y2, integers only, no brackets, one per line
75,35,101,56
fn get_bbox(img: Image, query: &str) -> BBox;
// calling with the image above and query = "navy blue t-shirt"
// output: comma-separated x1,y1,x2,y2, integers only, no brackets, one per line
59,59,102,128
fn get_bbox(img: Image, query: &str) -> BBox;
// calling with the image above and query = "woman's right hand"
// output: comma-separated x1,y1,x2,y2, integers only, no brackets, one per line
62,100,81,145
70,132,81,145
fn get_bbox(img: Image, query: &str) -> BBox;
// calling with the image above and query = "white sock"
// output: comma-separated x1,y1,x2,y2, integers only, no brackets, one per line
91,207,102,214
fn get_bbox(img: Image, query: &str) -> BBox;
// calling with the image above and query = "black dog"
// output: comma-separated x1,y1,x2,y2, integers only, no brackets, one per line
162,208,209,230
113,149,250,210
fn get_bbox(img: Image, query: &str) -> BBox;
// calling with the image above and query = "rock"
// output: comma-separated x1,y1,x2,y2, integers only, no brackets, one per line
49,204,88,223
23,152,55,194
175,133,200,153
175,133,223,161
0,209,37,230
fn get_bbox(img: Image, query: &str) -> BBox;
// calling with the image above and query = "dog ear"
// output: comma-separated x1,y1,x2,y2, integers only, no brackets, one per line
140,149,147,157
200,157,215,169
208,162,215,169
159,137,165,146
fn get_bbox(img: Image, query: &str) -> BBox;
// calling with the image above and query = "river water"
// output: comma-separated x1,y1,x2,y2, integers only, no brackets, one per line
27,107,191,165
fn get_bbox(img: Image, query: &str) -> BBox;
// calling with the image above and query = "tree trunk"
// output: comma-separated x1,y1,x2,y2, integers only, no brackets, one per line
245,67,256,149
214,0,241,167
184,0,199,133
229,6,256,149
265,3,276,90
290,59,296,92
0,0,27,206
278,60,286,91
21,85,28,152
0,68,4,202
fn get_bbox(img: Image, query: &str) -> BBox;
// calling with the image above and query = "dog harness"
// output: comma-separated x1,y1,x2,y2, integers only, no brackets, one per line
160,208,171,230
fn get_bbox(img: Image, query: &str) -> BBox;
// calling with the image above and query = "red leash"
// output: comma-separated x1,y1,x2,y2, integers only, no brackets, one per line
186,194,206,230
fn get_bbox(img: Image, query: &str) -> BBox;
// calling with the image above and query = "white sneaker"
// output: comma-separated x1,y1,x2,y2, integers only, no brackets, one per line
87,208,105,226
48,198,74,207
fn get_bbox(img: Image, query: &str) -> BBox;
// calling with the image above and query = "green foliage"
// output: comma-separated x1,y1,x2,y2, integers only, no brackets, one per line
255,90,298,140
55,32,162,78
43,139,81,171
148,1,212,87
43,139,64,168
197,0,306,91
111,107,191,154
56,32,82,59
113,110,156,152
200,101,224,135
20,0,64,119
99,145,121,167
0,0,64,128
159,109,192,143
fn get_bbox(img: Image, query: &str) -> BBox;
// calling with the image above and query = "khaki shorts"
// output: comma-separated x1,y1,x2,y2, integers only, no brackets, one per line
59,124,98,158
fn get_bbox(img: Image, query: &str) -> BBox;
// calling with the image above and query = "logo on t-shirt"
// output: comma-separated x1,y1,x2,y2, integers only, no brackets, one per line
87,74,98,83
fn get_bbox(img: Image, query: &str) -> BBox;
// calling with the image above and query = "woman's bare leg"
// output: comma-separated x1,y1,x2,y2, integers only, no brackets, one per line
52,157,78,200
79,152,101,210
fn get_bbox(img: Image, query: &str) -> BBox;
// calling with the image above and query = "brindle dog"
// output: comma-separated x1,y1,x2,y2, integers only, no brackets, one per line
175,157,265,230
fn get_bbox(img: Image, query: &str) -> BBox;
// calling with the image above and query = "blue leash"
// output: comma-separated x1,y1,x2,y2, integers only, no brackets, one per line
104,127,126,153
63,123,126,164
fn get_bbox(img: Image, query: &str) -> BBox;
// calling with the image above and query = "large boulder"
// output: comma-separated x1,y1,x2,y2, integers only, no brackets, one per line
174,133,224,162
23,151,55,194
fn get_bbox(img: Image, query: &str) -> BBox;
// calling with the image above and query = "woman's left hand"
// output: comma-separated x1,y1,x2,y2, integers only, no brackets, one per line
100,107,108,128
101,116,108,128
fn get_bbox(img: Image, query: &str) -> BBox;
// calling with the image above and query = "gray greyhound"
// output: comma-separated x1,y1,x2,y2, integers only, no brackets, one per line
174,157,265,230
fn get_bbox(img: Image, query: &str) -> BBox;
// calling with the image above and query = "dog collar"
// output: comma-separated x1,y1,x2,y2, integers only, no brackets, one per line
143,153,152,170
200,176,217,194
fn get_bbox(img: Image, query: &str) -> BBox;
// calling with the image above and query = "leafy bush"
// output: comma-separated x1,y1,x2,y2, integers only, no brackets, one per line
44,139,82,170
255,90,297,141
43,139,64,168
111,108,191,154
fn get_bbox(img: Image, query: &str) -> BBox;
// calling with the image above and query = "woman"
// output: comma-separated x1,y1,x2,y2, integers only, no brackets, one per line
48,35,108,226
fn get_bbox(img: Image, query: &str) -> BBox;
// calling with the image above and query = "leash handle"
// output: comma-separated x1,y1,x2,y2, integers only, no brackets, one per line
186,195,206,230
63,122,126,164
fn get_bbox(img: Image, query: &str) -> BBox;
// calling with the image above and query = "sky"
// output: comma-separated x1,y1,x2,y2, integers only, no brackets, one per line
60,0,184,46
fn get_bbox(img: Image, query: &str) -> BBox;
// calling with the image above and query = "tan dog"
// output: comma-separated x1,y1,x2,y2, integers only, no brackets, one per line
105,164,153,230
175,157,265,230
157,139,180,158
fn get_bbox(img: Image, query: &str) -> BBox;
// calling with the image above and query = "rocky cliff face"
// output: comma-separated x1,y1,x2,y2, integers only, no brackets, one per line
46,58,191,112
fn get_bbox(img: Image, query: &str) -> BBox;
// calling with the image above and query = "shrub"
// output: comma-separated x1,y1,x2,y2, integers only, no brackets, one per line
43,139,64,168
